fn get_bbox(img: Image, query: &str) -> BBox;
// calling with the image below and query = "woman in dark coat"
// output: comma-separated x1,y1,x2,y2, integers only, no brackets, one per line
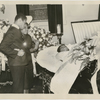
21,23,39,93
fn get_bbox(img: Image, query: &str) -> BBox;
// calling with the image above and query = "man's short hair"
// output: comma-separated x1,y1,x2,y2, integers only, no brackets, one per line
15,13,27,21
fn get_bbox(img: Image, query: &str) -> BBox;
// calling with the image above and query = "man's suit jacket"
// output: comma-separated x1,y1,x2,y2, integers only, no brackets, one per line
0,26,31,67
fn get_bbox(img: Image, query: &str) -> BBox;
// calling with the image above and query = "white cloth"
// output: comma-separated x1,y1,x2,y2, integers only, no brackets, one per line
12,24,19,29
31,53,37,74
37,46,69,73
50,58,82,94
37,46,62,73
50,50,99,94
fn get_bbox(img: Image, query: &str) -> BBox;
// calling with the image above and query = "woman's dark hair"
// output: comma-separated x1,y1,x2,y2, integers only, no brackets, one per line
25,22,28,27
15,13,27,21
25,22,30,29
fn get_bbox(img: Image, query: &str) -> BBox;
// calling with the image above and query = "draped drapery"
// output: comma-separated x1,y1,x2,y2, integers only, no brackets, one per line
47,5,63,33
98,4,100,20
16,4,63,34
16,5,29,15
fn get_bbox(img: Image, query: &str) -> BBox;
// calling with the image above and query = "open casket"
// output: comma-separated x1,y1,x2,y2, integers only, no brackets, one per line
36,21,100,94
36,46,98,94
71,20,100,94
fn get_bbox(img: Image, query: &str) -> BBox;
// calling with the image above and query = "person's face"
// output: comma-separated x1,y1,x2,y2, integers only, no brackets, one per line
21,24,28,35
18,18,27,30
60,45,69,52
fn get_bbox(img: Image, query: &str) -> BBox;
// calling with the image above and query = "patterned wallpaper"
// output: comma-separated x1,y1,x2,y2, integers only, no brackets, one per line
29,5,48,20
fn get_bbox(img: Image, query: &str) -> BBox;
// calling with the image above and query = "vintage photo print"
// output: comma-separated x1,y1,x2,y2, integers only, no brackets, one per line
0,0,100,99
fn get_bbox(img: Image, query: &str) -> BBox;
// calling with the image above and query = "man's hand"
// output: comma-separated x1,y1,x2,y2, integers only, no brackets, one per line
17,49,25,56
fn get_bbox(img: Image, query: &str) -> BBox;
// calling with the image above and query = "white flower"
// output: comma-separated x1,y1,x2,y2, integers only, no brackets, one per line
45,37,48,40
33,30,36,34
82,55,89,59
73,50,78,53
34,27,38,31
2,26,9,33
41,29,44,34
42,34,46,37
39,38,43,42
30,27,33,30
47,43,50,46
39,44,42,47
43,37,46,39
28,31,32,36
37,35,39,38
43,46,46,49
36,31,39,34
28,28,33,34
38,29,41,32
80,51,84,55
86,43,90,46
30,23,34,27
90,55,95,61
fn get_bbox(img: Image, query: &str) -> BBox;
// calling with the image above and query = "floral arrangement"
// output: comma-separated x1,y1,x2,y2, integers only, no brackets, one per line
0,19,10,36
0,4,5,14
68,38,97,71
0,19,10,71
28,23,56,51
0,19,10,47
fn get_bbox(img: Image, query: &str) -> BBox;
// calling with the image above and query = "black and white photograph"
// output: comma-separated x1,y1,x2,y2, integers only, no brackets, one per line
0,1,100,99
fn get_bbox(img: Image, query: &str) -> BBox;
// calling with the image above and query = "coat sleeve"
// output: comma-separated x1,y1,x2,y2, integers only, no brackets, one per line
0,31,18,58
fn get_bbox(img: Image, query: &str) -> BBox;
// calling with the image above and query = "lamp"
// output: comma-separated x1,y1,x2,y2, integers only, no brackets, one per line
56,24,63,44
0,4,5,14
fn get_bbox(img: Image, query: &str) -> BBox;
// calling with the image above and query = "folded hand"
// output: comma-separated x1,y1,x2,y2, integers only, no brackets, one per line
15,49,25,56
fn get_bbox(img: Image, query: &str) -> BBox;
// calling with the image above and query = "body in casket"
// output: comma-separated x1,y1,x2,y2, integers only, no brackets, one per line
37,44,98,93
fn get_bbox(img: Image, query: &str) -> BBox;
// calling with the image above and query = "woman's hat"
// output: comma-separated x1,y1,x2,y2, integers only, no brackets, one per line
26,16,33,24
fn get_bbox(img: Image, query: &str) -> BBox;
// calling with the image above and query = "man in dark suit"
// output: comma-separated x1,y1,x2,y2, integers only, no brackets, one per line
0,13,28,93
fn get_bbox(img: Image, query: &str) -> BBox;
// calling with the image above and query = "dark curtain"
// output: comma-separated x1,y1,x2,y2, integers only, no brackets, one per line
47,5,63,33
16,5,29,15
98,4,100,20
